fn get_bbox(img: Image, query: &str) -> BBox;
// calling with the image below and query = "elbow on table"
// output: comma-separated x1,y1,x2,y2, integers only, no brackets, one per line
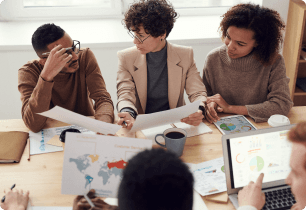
23,116,46,133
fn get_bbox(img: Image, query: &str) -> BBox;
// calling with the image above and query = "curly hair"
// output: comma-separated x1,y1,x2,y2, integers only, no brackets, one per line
219,3,285,66
118,149,194,210
123,0,178,38
32,23,65,55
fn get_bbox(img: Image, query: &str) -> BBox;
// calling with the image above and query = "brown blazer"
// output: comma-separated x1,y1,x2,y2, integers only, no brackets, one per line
116,42,207,114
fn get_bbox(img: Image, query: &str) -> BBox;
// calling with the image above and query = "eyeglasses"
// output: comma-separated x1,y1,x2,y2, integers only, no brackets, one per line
127,31,150,44
42,40,81,56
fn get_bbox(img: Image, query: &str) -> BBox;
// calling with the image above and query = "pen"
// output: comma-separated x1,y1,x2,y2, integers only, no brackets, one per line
84,192,95,208
1,184,16,203
27,138,31,161
120,118,128,127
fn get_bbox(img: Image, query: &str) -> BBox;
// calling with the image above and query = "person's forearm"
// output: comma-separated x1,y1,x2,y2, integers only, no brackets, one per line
20,76,53,132
95,102,115,123
228,105,248,115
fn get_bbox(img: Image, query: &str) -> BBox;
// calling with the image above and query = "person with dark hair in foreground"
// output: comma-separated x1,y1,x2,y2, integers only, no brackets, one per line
118,148,194,210
237,122,306,210
1,149,193,210
18,23,114,133
202,3,293,123
116,0,207,129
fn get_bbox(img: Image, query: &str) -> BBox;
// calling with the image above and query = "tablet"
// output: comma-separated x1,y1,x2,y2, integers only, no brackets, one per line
213,115,257,135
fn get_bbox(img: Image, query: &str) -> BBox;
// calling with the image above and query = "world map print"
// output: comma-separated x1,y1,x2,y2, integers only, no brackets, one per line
69,154,127,193
61,133,152,197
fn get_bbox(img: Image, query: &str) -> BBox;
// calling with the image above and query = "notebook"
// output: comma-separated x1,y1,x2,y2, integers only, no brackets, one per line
222,124,296,209
0,131,28,163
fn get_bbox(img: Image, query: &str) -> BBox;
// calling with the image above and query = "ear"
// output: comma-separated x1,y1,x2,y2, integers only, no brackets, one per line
38,58,46,66
161,33,167,40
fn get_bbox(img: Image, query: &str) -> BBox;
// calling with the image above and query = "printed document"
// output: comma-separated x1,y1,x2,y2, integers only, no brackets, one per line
61,133,152,197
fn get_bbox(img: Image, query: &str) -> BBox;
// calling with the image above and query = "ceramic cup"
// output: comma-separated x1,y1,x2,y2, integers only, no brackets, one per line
155,128,187,157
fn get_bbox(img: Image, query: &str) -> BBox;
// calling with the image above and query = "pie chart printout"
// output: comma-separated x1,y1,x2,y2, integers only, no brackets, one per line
249,156,264,172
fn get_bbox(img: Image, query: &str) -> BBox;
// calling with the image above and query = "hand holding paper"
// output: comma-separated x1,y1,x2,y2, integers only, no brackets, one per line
38,106,121,135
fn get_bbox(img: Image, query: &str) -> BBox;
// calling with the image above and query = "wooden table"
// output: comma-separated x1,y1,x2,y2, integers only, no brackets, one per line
1,107,305,209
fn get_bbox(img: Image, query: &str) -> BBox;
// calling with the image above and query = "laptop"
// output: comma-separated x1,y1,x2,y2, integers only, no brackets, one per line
222,124,297,210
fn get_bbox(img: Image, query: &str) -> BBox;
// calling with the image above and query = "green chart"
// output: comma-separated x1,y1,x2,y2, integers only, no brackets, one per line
249,156,264,172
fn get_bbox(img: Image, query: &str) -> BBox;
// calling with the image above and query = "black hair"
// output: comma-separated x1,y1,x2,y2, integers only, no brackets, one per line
123,0,178,38
219,3,285,66
31,23,65,54
118,148,194,210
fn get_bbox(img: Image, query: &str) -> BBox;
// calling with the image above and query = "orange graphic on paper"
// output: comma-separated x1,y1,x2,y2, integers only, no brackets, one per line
89,154,99,163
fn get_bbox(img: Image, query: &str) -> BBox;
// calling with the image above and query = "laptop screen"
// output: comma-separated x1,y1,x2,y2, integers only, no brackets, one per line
227,129,292,189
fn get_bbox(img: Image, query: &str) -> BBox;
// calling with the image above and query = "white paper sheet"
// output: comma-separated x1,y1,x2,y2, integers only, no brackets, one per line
29,125,92,145
131,101,201,132
173,122,212,137
189,157,227,196
61,133,152,197
38,106,121,135
104,190,207,210
29,138,63,155
141,124,174,140
29,125,96,155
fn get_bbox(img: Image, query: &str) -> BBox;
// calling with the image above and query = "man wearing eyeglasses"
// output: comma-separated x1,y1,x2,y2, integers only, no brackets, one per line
18,23,114,133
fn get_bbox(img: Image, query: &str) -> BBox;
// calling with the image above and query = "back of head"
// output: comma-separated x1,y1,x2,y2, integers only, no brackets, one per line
32,23,65,55
118,148,194,210
123,0,178,38
219,3,285,66
288,122,306,144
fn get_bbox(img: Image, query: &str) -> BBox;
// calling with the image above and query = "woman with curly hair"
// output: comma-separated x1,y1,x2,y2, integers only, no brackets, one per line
203,3,293,123
116,0,207,129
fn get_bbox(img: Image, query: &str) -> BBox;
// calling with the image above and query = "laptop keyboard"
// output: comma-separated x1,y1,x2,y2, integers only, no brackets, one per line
262,188,296,210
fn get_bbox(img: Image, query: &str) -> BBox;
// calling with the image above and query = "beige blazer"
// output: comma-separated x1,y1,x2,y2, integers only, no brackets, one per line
116,42,207,114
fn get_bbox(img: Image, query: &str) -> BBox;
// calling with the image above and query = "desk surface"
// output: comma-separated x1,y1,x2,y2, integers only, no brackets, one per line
1,107,305,209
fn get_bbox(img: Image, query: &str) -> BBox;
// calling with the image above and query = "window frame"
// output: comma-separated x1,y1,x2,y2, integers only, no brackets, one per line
0,0,263,21
0,0,122,21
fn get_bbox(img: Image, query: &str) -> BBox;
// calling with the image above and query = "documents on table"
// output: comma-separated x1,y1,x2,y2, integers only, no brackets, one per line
29,125,95,155
38,106,121,135
61,133,152,197
173,122,212,137
188,157,227,196
141,122,212,140
141,124,174,140
131,101,201,132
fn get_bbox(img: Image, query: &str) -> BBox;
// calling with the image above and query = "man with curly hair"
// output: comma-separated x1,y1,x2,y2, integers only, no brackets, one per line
116,0,207,129
18,23,114,132
238,122,306,210
202,3,293,123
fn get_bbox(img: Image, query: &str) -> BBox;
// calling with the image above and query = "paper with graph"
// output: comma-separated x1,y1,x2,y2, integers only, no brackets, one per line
61,133,152,197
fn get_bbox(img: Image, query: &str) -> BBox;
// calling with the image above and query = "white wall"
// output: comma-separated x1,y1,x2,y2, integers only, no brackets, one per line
0,0,290,120
262,0,290,25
